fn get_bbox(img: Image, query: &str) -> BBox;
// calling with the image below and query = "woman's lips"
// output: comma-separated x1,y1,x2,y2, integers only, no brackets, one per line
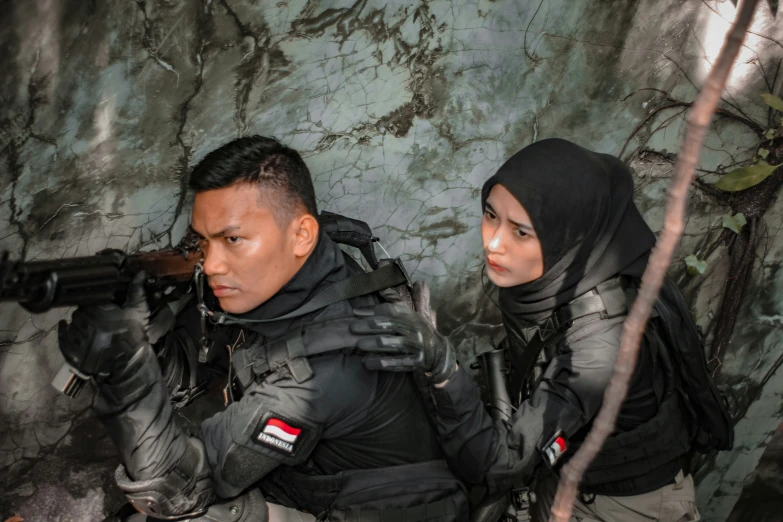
486,257,507,273
211,285,236,297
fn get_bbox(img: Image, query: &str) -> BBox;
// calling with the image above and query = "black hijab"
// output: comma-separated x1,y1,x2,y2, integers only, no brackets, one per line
481,138,656,326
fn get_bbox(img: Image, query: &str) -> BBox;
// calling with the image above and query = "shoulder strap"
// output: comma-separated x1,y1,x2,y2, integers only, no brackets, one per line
248,314,374,384
209,262,408,327
318,210,380,269
505,324,562,403
506,277,632,401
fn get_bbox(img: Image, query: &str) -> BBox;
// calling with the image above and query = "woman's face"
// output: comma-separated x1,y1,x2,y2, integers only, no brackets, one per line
482,184,545,287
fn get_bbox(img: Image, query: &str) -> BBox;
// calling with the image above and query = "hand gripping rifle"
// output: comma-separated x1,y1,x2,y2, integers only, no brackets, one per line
0,233,202,398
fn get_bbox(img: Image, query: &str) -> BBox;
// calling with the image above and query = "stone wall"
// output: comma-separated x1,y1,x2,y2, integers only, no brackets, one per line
1,1,781,520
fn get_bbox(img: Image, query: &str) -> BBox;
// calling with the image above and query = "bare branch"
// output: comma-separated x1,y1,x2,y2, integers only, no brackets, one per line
549,1,760,520
620,100,765,160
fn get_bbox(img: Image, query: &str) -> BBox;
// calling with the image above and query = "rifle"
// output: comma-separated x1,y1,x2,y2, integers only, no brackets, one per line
470,349,531,522
0,235,202,398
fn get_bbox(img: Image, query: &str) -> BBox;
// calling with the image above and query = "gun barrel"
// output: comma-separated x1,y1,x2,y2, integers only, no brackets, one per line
0,248,201,313
0,247,202,401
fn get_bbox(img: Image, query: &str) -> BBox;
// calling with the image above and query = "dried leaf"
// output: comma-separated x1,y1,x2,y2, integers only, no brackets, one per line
758,148,769,159
765,128,776,140
714,163,780,192
4,517,24,522
685,255,707,276
722,212,747,234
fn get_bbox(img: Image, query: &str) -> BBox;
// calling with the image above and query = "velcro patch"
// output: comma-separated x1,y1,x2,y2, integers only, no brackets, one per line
254,416,303,454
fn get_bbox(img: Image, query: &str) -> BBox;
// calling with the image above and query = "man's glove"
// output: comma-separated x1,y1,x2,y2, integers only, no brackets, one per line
351,304,457,384
58,271,151,380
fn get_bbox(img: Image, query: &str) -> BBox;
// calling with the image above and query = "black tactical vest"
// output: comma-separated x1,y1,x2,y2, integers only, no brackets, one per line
504,276,724,496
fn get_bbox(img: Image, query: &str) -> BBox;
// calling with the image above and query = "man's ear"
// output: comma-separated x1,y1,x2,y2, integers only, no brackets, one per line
292,213,319,258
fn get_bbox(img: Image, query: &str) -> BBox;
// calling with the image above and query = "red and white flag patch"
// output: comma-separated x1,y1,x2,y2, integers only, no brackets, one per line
545,436,567,466
257,418,301,453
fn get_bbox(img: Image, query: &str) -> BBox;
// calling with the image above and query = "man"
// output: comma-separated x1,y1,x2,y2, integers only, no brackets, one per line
57,136,468,521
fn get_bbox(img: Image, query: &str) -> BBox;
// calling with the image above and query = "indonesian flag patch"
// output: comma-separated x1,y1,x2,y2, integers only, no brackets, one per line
545,435,567,466
257,418,301,454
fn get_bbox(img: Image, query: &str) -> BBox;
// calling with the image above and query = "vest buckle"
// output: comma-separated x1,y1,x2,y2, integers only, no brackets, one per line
510,487,534,521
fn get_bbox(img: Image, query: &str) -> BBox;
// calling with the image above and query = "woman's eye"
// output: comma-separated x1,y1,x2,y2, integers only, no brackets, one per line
484,210,497,220
514,228,528,238
226,237,241,245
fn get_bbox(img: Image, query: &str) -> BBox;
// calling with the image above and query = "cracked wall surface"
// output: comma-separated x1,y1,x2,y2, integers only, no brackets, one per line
1,1,782,521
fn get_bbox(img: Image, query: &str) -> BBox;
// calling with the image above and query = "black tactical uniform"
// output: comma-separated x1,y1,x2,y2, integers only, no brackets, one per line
429,279,690,495
350,140,730,521
87,229,468,521
355,277,696,522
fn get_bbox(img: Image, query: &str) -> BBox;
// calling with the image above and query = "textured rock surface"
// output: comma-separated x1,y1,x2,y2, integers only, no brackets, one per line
0,1,781,520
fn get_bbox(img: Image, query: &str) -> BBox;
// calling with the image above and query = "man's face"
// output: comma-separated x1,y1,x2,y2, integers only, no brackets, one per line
191,183,302,314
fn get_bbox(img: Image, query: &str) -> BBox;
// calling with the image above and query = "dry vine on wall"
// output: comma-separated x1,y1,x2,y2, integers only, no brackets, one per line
550,0,771,520
615,6,783,458
621,60,783,385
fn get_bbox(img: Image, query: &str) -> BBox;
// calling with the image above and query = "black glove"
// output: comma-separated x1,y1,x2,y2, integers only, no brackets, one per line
351,303,457,384
58,271,151,380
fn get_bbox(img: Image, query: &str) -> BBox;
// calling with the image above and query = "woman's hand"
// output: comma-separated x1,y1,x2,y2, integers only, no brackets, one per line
351,303,458,385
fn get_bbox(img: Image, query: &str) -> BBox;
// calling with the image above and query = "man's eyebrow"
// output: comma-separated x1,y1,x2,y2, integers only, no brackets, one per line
190,225,242,239
211,225,242,238
187,226,204,240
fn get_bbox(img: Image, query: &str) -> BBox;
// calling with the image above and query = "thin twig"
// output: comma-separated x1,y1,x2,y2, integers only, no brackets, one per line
549,1,760,520
620,100,765,160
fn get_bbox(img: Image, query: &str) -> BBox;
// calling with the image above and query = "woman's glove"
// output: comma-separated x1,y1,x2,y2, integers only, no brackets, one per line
351,303,457,385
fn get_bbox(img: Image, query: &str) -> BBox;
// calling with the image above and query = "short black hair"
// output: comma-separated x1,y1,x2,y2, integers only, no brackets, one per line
189,135,318,223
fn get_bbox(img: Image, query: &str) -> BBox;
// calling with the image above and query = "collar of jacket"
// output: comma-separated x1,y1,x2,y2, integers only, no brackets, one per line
229,228,352,338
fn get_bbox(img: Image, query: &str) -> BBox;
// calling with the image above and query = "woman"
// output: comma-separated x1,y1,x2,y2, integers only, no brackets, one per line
353,139,703,522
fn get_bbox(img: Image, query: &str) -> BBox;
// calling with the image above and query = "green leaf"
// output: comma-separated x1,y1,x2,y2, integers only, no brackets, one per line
759,148,769,160
685,255,707,276
762,93,783,112
714,163,780,192
765,128,776,140
722,212,747,234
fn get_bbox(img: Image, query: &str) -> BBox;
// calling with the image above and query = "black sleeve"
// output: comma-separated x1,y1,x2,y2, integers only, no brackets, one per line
429,321,622,493
200,353,376,498
95,323,372,515
95,345,189,481
94,344,216,518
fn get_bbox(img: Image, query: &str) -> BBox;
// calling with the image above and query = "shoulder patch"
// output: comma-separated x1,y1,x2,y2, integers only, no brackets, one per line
253,413,309,456
542,430,568,467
